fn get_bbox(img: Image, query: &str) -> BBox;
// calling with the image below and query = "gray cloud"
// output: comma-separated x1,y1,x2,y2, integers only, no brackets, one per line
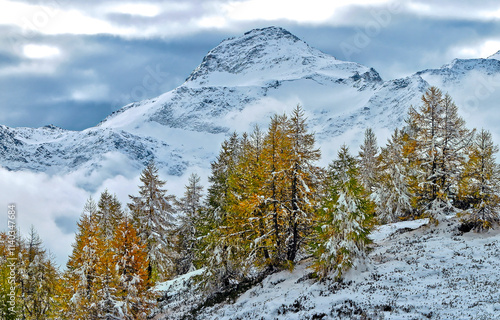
0,31,223,129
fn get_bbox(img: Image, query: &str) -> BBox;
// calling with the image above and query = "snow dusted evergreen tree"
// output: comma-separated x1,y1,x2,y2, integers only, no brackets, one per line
358,127,379,195
285,105,321,263
65,194,153,319
128,161,177,282
230,126,284,271
18,226,60,320
111,217,152,319
314,145,374,279
440,93,475,199
375,129,412,223
198,107,321,290
96,190,123,240
175,173,204,275
407,87,473,221
91,190,126,319
262,114,291,267
65,198,101,319
458,129,500,230
196,133,244,292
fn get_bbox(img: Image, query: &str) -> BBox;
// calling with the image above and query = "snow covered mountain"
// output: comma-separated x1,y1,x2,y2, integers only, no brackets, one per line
3,26,500,311
1,26,500,183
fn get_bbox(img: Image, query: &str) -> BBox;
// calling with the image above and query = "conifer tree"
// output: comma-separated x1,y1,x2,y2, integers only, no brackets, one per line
111,217,151,319
197,133,244,292
65,194,154,319
18,226,60,320
197,108,320,293
262,114,291,267
406,87,473,220
225,127,272,270
375,129,412,223
358,127,379,195
96,190,123,240
176,173,204,275
128,161,176,282
314,145,374,279
96,233,120,320
65,198,102,319
458,129,500,230
285,105,321,263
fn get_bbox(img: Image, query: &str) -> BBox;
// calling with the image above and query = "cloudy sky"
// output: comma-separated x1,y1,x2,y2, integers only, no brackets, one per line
2,0,500,131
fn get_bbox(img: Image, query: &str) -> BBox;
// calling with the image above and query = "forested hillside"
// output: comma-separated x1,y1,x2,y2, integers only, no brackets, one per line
1,87,499,319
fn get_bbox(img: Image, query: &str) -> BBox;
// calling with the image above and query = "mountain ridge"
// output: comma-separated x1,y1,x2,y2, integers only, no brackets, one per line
1,27,500,183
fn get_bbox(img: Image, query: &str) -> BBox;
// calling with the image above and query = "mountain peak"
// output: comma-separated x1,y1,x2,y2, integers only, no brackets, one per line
242,26,301,42
487,49,500,60
185,26,355,86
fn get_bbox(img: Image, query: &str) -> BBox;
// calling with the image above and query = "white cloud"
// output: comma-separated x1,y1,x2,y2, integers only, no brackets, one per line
0,0,131,36
0,0,403,39
0,168,89,267
405,1,500,21
23,44,60,59
224,0,393,24
198,15,228,29
451,40,500,59
71,83,110,101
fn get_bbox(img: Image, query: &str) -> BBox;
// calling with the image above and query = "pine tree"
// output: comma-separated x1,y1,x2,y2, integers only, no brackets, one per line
176,173,204,275
91,191,125,319
314,146,374,279
358,127,379,195
128,161,176,283
111,217,151,319
406,87,473,220
65,198,102,319
458,129,500,230
18,226,60,320
375,129,412,223
96,190,123,240
262,114,291,267
285,105,321,263
196,133,245,292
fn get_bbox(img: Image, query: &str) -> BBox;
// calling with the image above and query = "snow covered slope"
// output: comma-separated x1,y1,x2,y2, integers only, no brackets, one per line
155,218,500,320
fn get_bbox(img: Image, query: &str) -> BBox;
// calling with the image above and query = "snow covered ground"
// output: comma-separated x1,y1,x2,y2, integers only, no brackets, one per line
155,218,500,319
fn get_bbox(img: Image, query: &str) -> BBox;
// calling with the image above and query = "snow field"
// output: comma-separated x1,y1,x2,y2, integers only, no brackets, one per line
156,218,500,319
